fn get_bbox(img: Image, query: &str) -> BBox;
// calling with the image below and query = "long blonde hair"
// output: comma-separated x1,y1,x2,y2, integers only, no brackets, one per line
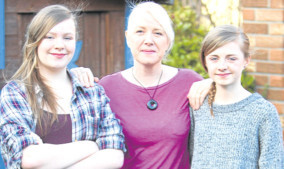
11,5,78,130
200,25,250,116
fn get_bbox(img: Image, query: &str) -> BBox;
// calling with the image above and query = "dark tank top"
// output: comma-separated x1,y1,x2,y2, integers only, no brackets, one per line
35,111,72,144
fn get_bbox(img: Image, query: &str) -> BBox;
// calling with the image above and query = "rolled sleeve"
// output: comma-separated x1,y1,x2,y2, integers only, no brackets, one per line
95,85,126,152
0,82,42,168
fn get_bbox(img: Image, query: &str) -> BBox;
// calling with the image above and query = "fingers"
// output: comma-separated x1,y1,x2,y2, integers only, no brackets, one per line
84,68,95,87
188,83,198,110
70,67,95,87
188,78,213,110
94,77,100,83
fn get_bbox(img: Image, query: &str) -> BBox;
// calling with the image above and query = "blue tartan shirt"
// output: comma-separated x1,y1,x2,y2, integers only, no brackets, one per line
0,71,126,168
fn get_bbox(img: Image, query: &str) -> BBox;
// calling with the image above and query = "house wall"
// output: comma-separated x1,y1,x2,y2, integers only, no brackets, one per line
1,0,126,89
241,0,284,135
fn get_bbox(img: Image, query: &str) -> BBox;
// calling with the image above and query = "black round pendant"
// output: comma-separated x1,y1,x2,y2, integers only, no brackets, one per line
147,99,158,110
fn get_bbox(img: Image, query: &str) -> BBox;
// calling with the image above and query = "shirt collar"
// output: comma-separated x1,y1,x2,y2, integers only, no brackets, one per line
35,69,87,97
67,69,87,94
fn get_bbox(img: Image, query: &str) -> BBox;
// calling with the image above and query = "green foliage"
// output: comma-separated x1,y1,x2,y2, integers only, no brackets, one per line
163,1,208,78
163,2,255,92
241,70,256,93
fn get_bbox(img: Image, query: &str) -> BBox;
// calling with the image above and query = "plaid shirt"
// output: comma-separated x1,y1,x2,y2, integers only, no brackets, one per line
0,71,126,168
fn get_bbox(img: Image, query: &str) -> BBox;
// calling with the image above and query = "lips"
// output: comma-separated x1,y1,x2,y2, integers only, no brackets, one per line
216,73,231,78
51,53,66,59
141,49,156,54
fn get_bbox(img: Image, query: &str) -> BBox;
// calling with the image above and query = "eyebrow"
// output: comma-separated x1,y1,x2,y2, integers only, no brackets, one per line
208,54,237,57
135,25,164,31
46,32,75,36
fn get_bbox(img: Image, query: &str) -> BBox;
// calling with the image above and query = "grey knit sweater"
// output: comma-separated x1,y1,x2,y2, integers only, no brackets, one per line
189,93,284,169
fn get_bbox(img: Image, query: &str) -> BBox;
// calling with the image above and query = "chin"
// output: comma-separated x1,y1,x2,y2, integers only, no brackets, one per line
214,80,234,86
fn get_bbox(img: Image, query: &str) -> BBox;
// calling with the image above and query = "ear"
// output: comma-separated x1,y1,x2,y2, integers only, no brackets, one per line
244,55,251,68
125,31,130,47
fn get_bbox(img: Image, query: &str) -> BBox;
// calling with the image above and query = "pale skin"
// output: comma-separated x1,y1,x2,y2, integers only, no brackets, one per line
21,18,123,169
71,11,212,109
205,41,251,103
72,67,211,110
71,11,211,108
71,9,212,109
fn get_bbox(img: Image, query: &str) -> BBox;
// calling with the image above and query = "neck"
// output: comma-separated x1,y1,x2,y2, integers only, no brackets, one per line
39,68,70,88
132,64,163,87
214,83,251,104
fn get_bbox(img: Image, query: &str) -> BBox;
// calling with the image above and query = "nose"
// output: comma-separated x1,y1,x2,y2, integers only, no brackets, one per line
54,38,65,50
217,59,228,71
144,33,154,46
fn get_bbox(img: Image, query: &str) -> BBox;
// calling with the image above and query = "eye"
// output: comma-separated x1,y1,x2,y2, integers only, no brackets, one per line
136,30,144,34
44,35,54,39
209,56,218,61
64,36,73,40
227,57,237,61
154,32,163,36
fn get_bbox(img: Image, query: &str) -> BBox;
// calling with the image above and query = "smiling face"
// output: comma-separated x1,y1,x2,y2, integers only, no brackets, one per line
37,18,76,73
205,41,249,88
126,12,170,67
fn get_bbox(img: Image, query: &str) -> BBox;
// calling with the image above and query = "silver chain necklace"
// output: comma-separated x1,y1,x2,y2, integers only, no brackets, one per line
132,68,163,110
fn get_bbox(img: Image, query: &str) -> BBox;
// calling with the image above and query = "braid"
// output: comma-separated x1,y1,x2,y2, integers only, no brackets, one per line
208,82,216,116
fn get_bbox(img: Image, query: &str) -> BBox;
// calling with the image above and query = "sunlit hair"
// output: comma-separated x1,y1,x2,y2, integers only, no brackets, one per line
200,25,250,116
126,1,175,57
10,5,78,131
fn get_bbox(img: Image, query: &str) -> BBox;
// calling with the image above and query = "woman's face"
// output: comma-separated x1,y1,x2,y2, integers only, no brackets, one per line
126,12,170,67
205,41,250,88
37,18,76,73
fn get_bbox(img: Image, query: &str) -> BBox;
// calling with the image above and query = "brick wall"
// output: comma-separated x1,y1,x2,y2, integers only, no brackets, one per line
241,0,284,136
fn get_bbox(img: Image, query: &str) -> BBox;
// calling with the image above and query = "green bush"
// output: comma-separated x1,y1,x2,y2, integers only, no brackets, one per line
163,2,255,92
163,2,208,78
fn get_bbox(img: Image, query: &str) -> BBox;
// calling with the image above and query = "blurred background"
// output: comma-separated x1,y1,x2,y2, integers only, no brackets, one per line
0,0,283,167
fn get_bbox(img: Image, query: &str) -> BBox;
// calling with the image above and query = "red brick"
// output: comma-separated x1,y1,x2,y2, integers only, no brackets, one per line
242,9,255,21
241,0,268,7
255,36,283,48
253,49,268,60
256,9,283,22
257,88,284,101
247,35,256,47
254,75,268,86
270,23,284,35
256,62,284,74
271,0,284,8
270,75,284,87
270,49,284,61
282,130,284,142
271,102,284,114
243,23,268,34
280,116,284,128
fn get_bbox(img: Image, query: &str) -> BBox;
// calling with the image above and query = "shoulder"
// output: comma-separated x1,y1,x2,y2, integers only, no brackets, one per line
250,93,276,111
1,80,26,98
99,71,122,86
248,93,278,118
178,68,203,79
174,68,203,85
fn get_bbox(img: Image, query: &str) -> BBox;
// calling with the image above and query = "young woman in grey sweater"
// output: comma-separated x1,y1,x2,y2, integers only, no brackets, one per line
189,25,284,169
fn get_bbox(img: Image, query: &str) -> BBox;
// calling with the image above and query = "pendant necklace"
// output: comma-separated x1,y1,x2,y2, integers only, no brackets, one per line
132,68,163,110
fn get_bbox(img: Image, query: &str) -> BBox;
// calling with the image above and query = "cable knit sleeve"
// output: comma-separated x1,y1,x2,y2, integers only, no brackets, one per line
258,103,284,168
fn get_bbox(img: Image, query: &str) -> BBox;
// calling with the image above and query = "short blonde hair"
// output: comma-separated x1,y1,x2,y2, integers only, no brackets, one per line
127,1,174,56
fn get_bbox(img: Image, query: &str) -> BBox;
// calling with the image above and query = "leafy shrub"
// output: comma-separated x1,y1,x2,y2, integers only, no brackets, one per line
163,1,255,92
163,1,208,78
